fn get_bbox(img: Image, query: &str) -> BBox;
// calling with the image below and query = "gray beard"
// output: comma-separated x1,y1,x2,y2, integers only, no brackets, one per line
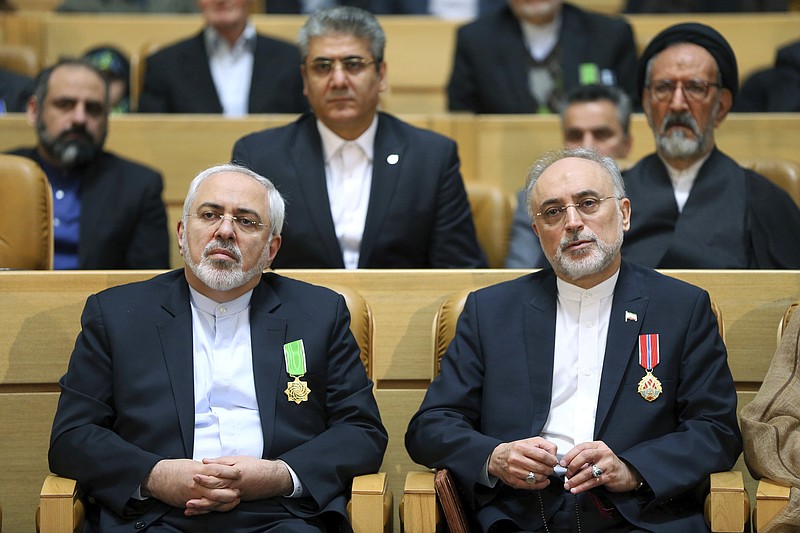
182,237,270,292
551,220,624,281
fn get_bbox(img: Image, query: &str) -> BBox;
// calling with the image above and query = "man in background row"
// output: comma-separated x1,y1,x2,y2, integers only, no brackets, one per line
7,59,169,269
233,6,486,269
448,0,637,114
506,83,632,268
139,0,306,115
622,22,800,268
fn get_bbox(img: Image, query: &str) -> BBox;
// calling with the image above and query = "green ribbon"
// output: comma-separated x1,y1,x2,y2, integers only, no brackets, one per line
284,340,307,376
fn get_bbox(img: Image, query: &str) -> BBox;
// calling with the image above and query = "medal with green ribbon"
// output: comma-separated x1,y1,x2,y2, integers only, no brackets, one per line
284,340,310,404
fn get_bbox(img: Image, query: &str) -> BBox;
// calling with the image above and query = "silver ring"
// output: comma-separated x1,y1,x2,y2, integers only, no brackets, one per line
591,464,603,479
525,471,536,483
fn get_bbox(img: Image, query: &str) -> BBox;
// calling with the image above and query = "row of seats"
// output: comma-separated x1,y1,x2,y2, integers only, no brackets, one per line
0,269,797,531
2,12,800,114
28,294,800,532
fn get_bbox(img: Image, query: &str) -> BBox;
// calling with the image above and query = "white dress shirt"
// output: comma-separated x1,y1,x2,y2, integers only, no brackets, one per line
520,15,561,62
317,116,378,269
189,286,303,497
205,23,256,117
541,271,618,476
662,152,711,213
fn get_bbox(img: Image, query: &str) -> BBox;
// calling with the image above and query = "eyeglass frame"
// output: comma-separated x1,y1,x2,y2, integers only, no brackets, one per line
646,79,721,103
533,196,621,226
186,211,269,233
304,56,379,77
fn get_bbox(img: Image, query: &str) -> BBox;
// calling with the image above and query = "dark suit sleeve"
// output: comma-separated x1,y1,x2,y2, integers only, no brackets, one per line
138,54,170,113
447,26,481,112
49,294,164,517
406,292,503,498
747,170,800,268
124,168,170,269
505,189,546,268
429,140,488,268
277,294,388,512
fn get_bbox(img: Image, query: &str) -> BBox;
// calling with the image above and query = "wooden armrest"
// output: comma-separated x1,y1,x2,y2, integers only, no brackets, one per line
705,471,748,533
350,472,392,533
755,478,791,533
402,470,438,533
38,474,84,533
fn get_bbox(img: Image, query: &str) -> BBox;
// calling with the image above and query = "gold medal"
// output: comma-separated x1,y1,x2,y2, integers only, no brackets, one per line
637,370,662,402
285,376,311,404
284,340,310,404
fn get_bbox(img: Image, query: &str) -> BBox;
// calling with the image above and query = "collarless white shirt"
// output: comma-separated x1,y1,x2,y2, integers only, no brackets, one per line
205,23,256,117
317,115,378,269
541,270,619,476
661,152,711,213
190,286,263,460
519,15,561,62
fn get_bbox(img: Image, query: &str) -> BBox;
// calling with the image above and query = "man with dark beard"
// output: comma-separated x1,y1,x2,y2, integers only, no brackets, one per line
48,163,387,532
622,22,800,269
8,58,169,269
406,147,742,532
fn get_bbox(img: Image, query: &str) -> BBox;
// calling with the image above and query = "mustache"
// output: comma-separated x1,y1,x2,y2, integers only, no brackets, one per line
57,125,94,143
660,112,699,136
560,230,597,250
203,239,242,262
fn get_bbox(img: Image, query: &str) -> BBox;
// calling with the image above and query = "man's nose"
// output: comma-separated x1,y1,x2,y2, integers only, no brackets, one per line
563,204,584,230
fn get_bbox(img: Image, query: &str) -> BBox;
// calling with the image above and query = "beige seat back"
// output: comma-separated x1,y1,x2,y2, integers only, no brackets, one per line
0,155,53,270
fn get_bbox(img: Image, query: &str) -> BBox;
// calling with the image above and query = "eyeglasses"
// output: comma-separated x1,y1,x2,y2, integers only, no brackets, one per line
648,79,721,102
187,212,268,233
306,57,377,77
534,196,618,226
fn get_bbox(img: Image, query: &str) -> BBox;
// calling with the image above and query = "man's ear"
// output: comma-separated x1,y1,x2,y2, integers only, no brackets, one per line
26,96,39,127
714,89,733,127
176,219,185,257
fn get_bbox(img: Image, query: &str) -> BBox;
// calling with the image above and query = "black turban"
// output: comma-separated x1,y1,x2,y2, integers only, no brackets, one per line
636,22,738,103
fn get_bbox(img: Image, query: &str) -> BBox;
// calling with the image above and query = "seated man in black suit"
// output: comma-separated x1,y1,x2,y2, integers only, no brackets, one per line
49,163,388,532
623,22,800,268
8,58,169,269
138,0,306,115
0,67,33,113
406,147,742,532
506,83,633,268
233,6,486,269
447,0,637,114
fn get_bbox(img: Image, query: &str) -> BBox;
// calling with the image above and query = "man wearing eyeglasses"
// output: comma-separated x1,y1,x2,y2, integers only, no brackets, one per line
407,146,742,532
232,6,486,269
138,0,305,115
622,22,800,269
49,163,387,532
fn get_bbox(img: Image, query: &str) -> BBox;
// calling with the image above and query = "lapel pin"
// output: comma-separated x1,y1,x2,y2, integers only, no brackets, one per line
625,311,638,322
387,154,399,165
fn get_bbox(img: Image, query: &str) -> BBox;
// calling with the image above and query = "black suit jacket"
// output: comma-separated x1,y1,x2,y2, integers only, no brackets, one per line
622,149,800,269
406,262,742,532
232,112,487,268
9,147,170,269
447,3,637,113
138,30,306,114
0,68,34,113
49,270,387,531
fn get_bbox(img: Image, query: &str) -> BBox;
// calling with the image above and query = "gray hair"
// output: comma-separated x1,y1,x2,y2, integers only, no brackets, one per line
297,6,385,65
182,164,285,236
32,58,110,110
524,147,626,220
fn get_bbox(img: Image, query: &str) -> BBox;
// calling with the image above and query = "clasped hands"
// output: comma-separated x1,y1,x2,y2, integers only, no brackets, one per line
141,456,293,516
488,437,641,495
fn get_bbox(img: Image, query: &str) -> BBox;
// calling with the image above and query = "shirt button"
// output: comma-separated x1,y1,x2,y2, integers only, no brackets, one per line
219,306,227,314
584,369,591,376
587,322,593,328
134,521,146,529
55,189,65,200
53,218,61,227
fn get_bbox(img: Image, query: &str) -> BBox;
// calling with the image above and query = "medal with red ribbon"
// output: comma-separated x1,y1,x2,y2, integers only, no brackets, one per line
637,333,662,402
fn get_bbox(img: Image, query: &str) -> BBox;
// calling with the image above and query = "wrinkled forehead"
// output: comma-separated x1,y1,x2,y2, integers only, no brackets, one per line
532,158,613,204
192,172,269,215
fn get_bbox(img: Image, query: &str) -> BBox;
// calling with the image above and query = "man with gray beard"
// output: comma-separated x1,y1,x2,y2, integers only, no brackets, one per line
621,22,800,268
8,58,169,269
407,147,741,531
48,163,387,532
